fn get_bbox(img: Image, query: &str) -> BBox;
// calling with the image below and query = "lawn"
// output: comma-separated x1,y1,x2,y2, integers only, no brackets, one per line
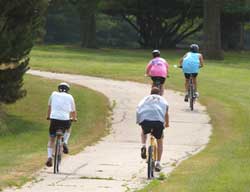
0,75,109,190
30,45,250,191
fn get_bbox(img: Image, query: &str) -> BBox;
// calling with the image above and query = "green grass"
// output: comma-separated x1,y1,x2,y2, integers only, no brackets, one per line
0,75,109,190
30,45,250,192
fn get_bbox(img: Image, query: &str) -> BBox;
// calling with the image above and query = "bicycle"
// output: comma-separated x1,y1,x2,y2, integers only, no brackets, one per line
174,65,198,111
54,129,64,174
147,132,158,179
145,75,166,95
187,74,196,111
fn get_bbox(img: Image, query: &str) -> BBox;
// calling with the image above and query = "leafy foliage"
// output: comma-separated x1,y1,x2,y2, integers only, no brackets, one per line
0,0,47,103
101,0,203,48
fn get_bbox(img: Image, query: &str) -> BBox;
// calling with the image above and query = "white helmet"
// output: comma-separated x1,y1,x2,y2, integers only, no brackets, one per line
152,49,160,57
58,82,70,92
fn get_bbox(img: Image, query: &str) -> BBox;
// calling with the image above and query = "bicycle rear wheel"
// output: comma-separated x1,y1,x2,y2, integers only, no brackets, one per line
54,138,61,174
147,146,155,179
189,82,194,111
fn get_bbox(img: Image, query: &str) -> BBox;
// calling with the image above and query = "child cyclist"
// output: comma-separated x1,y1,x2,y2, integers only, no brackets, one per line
179,44,204,102
146,50,169,95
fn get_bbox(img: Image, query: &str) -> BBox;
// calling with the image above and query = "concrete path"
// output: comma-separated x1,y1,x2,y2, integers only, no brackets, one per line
4,70,212,192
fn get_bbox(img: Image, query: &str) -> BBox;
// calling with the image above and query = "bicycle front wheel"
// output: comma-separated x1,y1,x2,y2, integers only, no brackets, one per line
147,146,154,179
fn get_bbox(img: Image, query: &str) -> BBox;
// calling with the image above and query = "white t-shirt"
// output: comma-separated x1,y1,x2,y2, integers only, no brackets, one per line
48,91,76,120
136,94,168,124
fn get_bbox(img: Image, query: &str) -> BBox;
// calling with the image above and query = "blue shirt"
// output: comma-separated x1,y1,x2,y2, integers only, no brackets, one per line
182,52,201,73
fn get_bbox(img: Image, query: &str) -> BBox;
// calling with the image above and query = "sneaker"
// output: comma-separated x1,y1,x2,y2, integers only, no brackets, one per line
63,143,69,154
46,157,52,167
155,163,162,172
141,146,146,159
184,94,188,102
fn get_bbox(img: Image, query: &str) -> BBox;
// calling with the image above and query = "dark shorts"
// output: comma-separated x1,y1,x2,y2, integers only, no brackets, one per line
151,77,165,85
140,120,164,139
49,119,71,137
184,73,198,79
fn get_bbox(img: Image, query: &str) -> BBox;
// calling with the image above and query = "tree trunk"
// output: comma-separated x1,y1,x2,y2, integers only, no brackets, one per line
80,13,97,48
203,0,224,60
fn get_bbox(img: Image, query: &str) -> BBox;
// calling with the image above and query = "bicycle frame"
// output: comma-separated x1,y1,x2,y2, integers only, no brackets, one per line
147,133,157,179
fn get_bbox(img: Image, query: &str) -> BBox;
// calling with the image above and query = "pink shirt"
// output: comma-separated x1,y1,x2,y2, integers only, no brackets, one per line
146,57,169,78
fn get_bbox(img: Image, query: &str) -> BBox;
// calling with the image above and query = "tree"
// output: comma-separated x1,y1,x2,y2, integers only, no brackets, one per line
69,0,100,48
102,0,203,48
0,0,48,104
203,0,224,59
221,0,250,50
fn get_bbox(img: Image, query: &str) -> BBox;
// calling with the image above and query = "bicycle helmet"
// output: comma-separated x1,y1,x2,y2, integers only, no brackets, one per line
58,82,70,93
152,49,160,57
190,44,199,53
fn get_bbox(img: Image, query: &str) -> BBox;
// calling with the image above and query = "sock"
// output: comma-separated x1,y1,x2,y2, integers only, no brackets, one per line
64,132,71,145
156,160,160,165
142,144,146,148
48,147,53,158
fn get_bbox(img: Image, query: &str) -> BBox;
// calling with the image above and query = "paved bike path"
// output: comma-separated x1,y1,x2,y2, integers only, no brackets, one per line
4,70,212,192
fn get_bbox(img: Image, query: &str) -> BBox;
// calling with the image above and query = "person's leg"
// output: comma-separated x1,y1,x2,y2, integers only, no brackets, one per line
46,136,55,167
192,76,197,91
64,128,71,145
156,138,163,162
141,128,147,146
140,129,147,159
47,136,55,158
192,74,199,97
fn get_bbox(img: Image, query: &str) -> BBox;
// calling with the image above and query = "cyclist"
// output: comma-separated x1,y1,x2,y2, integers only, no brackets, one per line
146,50,169,95
136,87,169,172
46,82,77,167
179,44,204,102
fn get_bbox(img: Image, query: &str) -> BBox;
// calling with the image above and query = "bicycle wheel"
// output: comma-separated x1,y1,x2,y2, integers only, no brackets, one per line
147,146,154,179
54,138,60,174
189,81,194,111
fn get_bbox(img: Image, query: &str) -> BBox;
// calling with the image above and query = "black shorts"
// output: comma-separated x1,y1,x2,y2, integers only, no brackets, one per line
140,120,164,139
151,77,165,85
184,73,198,79
49,119,71,137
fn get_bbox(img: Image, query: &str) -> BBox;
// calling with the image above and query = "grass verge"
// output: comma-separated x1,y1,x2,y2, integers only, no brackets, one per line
0,75,109,190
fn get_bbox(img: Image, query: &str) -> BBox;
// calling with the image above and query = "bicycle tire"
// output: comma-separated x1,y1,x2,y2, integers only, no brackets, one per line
54,138,60,174
189,80,194,111
147,146,154,179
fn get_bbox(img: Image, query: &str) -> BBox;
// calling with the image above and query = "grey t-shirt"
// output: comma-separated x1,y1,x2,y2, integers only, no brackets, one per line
136,94,168,124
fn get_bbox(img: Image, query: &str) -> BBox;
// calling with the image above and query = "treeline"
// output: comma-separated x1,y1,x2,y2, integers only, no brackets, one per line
1,0,250,104
45,0,250,50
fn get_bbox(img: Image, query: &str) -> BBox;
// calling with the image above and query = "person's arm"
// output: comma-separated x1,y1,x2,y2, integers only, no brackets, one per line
70,111,77,121
199,54,204,67
70,96,77,121
165,106,169,128
179,53,187,67
47,105,51,120
47,94,52,120
146,61,152,76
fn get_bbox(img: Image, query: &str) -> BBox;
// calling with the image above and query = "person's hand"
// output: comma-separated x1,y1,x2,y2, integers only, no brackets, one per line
144,74,148,77
165,123,169,128
70,118,77,122
46,117,50,120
